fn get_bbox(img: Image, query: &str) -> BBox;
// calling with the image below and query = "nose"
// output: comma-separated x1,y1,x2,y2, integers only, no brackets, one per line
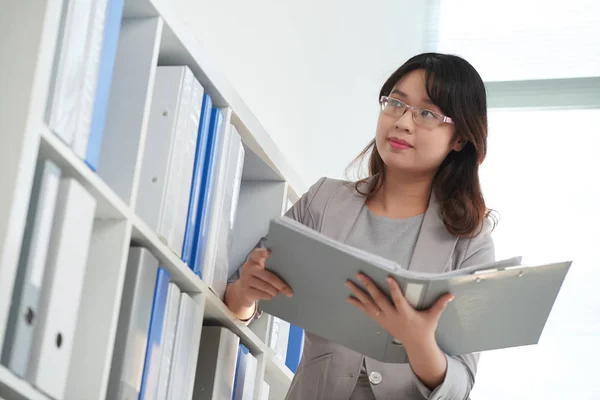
393,107,415,133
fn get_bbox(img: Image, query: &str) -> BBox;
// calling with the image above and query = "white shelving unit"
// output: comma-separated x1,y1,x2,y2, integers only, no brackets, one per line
0,0,304,398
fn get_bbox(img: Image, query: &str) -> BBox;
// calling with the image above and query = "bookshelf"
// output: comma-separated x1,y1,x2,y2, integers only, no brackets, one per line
0,0,303,398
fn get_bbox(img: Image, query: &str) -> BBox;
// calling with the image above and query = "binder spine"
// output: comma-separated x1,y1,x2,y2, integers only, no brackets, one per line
1,160,61,377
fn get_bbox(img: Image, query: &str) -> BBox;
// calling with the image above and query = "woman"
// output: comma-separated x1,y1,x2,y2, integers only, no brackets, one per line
225,52,495,400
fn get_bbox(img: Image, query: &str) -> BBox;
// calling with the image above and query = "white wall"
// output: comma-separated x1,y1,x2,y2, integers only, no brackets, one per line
172,0,432,188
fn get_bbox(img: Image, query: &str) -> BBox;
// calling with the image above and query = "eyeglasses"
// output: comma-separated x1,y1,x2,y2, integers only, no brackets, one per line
379,96,453,128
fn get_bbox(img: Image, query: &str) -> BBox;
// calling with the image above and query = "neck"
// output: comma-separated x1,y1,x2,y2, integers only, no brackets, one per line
367,170,433,219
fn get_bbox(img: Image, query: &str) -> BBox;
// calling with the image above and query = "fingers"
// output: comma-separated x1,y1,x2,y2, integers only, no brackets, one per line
246,275,279,297
356,274,394,315
427,293,454,320
247,248,270,266
387,276,410,312
244,286,275,301
345,279,382,316
254,269,293,297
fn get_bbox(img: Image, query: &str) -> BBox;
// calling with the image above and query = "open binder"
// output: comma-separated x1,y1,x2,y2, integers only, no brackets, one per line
260,216,571,363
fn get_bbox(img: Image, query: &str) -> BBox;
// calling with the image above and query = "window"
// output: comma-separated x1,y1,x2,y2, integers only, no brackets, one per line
431,0,600,81
473,109,600,399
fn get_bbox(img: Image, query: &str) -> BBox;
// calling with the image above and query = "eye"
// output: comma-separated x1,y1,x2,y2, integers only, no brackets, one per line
389,98,403,108
420,109,438,120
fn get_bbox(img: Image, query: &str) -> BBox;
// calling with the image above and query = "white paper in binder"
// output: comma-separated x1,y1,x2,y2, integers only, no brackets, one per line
167,294,205,400
207,125,245,299
47,0,108,153
155,282,181,400
1,160,61,378
71,0,109,159
268,317,290,363
107,247,159,400
137,66,203,256
26,178,96,400
198,108,233,298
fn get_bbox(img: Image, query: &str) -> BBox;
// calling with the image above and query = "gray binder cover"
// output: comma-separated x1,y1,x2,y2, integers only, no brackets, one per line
193,327,239,400
260,217,571,363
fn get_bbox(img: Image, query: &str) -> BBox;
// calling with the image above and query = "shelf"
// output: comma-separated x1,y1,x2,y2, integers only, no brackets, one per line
265,350,294,398
39,126,292,386
0,365,51,400
39,130,129,221
123,0,305,202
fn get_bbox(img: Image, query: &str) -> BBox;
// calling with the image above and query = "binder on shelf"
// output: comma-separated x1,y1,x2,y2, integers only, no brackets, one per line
71,0,110,159
232,344,257,400
46,0,97,145
107,247,160,400
137,66,203,257
199,118,245,299
139,267,171,400
263,216,571,363
86,0,125,171
155,282,181,400
26,178,97,400
166,294,205,400
193,326,239,400
181,93,213,270
268,317,290,364
47,0,109,159
193,107,226,277
1,160,61,377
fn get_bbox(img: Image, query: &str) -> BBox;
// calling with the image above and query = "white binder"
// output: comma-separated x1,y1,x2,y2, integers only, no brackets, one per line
193,327,240,400
268,317,290,363
1,160,61,377
46,0,95,144
26,178,96,399
155,282,182,400
203,122,244,299
107,247,160,400
167,294,205,400
137,66,203,256
71,0,110,159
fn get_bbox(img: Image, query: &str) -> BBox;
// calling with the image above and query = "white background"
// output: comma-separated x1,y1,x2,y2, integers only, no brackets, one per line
173,1,600,398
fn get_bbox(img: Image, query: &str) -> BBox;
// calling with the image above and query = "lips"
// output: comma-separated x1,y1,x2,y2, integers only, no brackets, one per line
388,137,413,149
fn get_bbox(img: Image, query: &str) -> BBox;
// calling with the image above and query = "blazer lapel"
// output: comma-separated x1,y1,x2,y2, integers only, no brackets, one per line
408,192,458,273
320,178,373,242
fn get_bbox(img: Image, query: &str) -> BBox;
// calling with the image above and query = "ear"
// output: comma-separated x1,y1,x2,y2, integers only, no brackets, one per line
452,137,466,152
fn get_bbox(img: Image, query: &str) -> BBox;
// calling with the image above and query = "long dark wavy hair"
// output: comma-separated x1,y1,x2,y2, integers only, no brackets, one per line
349,53,494,238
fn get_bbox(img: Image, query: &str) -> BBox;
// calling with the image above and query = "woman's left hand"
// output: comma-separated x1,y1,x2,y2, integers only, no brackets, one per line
345,273,454,349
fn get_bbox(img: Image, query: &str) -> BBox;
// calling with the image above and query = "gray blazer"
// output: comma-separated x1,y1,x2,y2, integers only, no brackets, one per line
278,176,495,400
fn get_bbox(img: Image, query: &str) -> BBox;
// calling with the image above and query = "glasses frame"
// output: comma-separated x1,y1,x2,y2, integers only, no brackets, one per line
379,96,453,127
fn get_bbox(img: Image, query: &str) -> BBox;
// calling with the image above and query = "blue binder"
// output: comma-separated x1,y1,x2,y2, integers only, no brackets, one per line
232,344,249,400
286,324,304,373
181,93,213,270
85,0,124,171
193,107,224,276
139,267,170,399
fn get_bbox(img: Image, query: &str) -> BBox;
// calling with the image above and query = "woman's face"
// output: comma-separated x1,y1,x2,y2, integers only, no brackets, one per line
375,69,463,177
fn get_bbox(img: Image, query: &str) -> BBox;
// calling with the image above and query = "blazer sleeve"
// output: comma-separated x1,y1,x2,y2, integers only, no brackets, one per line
414,219,495,400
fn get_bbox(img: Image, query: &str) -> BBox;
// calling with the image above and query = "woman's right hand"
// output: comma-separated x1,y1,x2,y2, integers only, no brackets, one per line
235,248,293,307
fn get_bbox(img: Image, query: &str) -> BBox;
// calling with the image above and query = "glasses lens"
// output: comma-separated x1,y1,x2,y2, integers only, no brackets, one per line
382,98,406,117
414,109,442,128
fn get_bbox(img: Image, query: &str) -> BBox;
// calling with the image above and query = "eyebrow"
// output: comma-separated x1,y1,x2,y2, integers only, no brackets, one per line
390,89,434,105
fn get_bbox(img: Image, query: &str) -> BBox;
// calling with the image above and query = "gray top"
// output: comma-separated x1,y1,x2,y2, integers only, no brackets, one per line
345,205,424,399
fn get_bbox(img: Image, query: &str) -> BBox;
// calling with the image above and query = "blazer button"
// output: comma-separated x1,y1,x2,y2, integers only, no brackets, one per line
369,371,383,385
